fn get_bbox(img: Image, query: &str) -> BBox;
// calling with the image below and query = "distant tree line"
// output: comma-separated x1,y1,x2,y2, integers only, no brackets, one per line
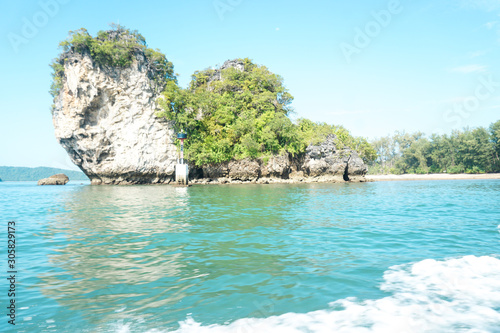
368,120,500,174
0,167,88,181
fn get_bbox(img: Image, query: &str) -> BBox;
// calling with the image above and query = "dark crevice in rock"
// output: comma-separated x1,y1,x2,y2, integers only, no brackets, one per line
96,151,111,163
343,155,351,182
81,94,101,127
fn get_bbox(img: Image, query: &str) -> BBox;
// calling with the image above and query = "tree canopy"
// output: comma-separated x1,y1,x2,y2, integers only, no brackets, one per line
50,24,175,100
369,120,500,174
157,59,375,166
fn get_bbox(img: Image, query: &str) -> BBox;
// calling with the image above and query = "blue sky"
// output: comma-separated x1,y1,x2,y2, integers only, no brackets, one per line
1,0,500,169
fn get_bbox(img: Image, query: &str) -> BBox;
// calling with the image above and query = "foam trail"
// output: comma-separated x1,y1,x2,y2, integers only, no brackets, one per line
164,255,500,333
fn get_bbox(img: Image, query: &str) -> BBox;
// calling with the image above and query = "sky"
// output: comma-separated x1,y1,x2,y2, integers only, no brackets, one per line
1,0,500,170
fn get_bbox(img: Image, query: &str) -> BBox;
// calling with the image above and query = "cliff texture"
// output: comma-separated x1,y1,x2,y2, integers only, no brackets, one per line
302,134,367,181
52,50,177,185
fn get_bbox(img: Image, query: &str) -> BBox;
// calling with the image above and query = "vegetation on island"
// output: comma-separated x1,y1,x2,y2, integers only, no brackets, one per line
157,58,376,166
50,24,176,101
368,120,500,174
50,25,500,175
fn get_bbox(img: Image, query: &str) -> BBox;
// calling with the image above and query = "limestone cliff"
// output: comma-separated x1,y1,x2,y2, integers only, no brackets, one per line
52,49,177,185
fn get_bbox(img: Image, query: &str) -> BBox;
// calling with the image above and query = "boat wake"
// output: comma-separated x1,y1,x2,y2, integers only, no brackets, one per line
165,255,500,333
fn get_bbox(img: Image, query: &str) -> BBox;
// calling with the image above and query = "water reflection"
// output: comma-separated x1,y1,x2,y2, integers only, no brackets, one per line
36,184,327,329
38,185,193,326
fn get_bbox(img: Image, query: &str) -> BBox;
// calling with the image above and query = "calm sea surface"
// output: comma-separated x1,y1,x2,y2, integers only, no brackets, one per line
1,180,499,332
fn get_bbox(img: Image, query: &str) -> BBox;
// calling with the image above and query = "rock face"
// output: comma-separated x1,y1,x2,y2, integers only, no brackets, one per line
52,49,177,185
302,134,367,182
189,134,367,184
207,59,245,84
38,174,69,186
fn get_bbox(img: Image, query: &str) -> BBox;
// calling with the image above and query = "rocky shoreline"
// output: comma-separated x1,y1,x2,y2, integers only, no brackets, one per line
85,134,369,185
186,173,500,185
184,134,367,185
189,176,368,185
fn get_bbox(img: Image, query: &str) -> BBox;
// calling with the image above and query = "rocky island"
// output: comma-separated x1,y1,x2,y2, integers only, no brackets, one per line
38,174,69,185
50,26,374,185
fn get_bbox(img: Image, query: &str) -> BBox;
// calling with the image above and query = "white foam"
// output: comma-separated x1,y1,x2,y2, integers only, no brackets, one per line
163,255,500,333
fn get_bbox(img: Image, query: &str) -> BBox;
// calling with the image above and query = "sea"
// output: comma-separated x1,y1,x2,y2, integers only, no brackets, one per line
0,179,499,332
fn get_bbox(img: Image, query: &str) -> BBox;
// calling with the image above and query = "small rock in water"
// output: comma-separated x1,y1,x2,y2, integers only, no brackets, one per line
38,174,69,186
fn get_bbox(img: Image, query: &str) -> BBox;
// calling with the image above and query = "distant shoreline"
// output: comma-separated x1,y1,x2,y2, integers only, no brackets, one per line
366,173,500,182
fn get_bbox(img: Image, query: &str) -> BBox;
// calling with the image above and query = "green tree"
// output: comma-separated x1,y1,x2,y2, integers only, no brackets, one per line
369,121,500,175
157,59,299,166
370,135,399,174
428,134,453,173
397,137,431,174
158,59,377,166
490,120,500,171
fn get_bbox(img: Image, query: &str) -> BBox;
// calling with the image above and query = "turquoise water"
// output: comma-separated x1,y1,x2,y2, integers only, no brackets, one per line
1,180,499,332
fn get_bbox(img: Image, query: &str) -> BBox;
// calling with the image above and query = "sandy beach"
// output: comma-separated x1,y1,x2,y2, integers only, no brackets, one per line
366,173,500,182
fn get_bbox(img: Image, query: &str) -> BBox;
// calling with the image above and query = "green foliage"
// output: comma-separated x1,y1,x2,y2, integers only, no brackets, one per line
296,118,335,146
158,59,299,166
296,118,376,164
49,62,64,100
489,120,500,170
158,59,376,166
447,165,464,174
58,25,146,68
369,122,500,174
49,24,175,101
